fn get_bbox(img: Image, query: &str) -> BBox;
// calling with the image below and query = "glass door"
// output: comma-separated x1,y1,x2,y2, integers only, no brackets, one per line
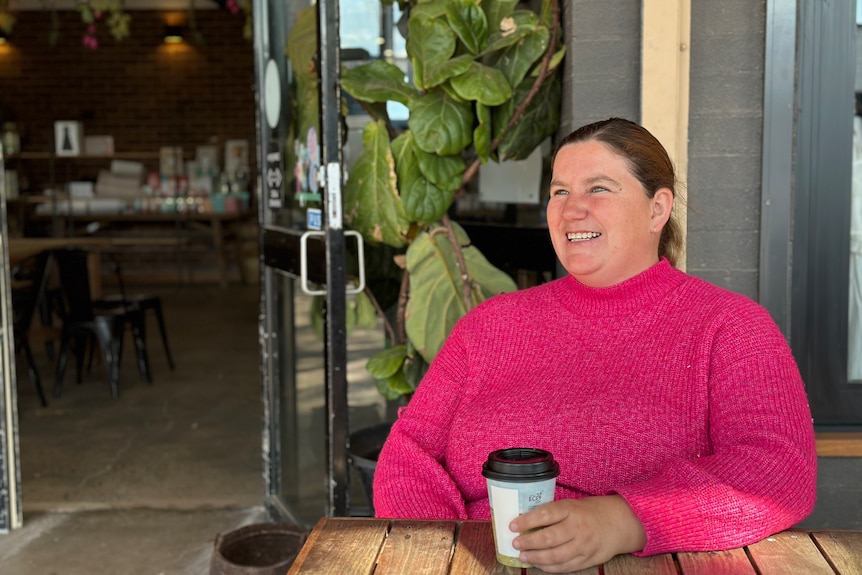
253,0,389,525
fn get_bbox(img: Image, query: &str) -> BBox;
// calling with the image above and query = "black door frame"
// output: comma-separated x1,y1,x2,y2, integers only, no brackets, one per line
253,0,351,520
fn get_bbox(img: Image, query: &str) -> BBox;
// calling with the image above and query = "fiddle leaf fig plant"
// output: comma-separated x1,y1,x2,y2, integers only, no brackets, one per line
341,0,564,401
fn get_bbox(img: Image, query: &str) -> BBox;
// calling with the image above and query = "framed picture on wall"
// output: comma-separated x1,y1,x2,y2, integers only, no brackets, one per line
55,121,83,156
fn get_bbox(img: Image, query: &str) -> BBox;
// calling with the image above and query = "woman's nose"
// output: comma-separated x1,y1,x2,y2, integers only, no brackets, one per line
561,195,586,219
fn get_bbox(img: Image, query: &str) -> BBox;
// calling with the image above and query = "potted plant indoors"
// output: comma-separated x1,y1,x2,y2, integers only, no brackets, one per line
339,0,565,504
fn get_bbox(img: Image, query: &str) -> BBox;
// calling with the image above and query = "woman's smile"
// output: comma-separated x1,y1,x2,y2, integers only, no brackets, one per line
566,232,602,242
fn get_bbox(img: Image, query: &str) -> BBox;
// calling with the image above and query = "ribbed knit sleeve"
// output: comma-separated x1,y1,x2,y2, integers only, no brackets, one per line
372,325,471,519
372,260,817,555
614,296,817,555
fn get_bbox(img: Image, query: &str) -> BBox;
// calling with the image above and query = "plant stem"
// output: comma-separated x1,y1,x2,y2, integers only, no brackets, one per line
441,214,474,312
362,285,397,345
396,264,410,345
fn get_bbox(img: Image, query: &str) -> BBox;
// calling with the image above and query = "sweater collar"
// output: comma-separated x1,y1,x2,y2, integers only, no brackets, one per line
561,258,686,317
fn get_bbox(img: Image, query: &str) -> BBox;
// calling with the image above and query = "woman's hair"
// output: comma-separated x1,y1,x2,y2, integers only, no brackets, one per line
551,118,684,267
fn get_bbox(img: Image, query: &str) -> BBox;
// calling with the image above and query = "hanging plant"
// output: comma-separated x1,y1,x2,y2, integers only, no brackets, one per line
2,0,250,48
0,6,15,36
76,0,130,49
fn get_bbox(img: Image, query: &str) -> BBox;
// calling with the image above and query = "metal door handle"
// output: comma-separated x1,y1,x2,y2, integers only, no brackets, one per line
300,230,365,296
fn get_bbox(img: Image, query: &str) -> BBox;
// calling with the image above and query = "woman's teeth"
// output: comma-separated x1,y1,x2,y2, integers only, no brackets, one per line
567,232,601,242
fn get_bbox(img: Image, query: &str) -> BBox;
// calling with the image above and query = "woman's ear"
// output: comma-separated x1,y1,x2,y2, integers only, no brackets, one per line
651,188,674,231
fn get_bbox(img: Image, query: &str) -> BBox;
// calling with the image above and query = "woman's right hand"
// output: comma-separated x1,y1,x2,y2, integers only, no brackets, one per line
509,495,646,572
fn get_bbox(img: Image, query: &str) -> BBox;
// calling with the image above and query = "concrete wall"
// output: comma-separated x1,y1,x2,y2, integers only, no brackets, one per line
560,0,765,299
686,1,765,299
560,0,640,133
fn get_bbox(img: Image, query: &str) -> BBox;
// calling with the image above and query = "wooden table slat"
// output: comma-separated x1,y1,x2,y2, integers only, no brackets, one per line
286,517,390,575
746,530,835,575
604,552,678,575
677,548,756,575
536,564,602,574
811,530,862,575
450,521,510,574
376,520,457,575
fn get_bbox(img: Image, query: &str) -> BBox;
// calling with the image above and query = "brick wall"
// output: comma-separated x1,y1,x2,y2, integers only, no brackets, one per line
0,9,255,192
0,9,257,283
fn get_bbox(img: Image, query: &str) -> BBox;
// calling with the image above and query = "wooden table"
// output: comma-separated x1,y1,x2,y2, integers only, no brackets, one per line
26,208,250,287
287,517,862,575
7,236,187,299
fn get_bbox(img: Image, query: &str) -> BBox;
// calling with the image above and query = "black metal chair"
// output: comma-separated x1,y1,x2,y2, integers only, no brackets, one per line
50,248,152,399
91,259,175,371
11,251,51,407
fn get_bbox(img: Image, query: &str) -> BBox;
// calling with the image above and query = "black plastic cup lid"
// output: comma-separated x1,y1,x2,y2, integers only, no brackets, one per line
482,448,560,482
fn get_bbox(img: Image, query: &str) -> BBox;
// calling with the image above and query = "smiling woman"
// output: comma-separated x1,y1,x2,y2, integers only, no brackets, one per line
373,117,817,573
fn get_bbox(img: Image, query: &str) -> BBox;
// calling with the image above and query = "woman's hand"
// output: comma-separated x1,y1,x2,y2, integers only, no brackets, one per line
509,495,646,572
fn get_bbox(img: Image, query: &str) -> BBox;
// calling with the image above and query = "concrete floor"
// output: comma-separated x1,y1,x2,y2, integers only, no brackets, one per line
1,282,270,574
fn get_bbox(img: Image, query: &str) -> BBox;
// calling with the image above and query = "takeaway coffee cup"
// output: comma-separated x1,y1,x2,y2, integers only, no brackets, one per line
482,447,560,568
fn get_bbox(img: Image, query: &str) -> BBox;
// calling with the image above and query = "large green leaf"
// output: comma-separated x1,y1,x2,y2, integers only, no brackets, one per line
445,0,488,55
450,61,512,106
367,345,407,379
405,222,517,362
341,60,415,107
285,6,317,84
354,290,379,330
409,88,474,155
482,0,519,33
415,146,465,192
474,103,492,162
391,133,453,224
493,72,561,160
344,120,410,247
409,0,449,20
367,346,415,400
285,6,320,169
408,15,455,90
481,10,537,56
541,46,567,76
496,26,549,89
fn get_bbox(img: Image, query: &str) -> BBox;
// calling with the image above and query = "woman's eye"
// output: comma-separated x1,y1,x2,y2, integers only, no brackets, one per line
589,186,608,194
551,188,568,196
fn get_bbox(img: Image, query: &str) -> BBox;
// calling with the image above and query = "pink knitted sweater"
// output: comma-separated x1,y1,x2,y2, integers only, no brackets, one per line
373,259,817,555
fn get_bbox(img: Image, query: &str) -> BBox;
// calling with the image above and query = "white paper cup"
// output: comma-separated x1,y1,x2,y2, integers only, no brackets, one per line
483,448,559,568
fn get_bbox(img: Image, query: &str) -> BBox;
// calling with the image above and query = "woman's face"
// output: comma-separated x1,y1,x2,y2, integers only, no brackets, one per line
547,140,673,287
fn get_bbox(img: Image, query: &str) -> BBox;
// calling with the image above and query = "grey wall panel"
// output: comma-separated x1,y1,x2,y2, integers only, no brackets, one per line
560,0,641,134
691,270,760,299
686,230,760,270
687,1,766,300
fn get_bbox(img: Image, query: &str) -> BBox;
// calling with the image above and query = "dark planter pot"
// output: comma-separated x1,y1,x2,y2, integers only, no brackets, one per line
209,523,307,575
348,421,393,508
